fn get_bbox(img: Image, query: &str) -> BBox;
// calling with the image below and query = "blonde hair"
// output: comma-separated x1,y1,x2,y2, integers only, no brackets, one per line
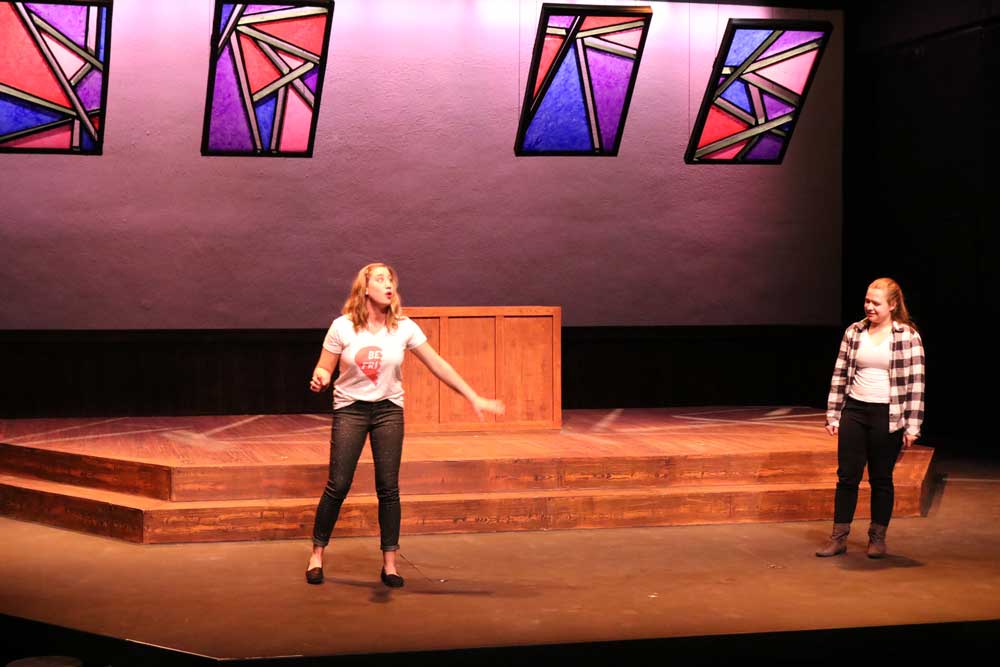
869,277,916,330
342,263,404,333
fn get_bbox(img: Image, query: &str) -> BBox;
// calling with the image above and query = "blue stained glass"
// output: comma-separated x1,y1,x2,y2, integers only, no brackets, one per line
81,128,96,151
97,7,107,61
720,80,752,114
219,4,236,34
523,52,592,152
0,93,65,135
725,29,773,67
255,95,277,151
780,121,794,132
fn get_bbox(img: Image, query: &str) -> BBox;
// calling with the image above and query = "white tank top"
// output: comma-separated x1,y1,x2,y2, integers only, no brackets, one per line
849,329,891,404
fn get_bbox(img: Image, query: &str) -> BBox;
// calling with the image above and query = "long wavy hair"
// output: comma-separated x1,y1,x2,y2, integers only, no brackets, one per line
342,262,404,333
869,277,916,331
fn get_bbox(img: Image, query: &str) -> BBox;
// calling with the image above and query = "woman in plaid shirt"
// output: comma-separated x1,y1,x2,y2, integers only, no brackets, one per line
817,277,925,559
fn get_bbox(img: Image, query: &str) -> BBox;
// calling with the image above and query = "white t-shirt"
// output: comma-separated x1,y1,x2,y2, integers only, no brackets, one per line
849,329,891,404
322,315,428,409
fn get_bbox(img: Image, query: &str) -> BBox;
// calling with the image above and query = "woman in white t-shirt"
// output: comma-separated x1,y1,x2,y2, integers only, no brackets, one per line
305,263,504,587
818,277,925,559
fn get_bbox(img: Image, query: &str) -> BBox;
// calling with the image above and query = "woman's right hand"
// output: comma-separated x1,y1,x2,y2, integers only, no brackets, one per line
471,396,505,420
825,424,838,436
310,368,331,393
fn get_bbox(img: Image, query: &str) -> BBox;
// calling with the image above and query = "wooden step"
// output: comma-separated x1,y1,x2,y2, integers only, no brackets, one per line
3,440,934,501
0,472,928,545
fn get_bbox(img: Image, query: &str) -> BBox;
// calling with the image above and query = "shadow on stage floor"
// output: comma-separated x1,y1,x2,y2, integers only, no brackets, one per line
3,613,996,667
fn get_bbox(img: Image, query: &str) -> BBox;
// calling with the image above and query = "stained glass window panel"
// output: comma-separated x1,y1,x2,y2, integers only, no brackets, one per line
515,4,652,157
0,0,114,155
685,19,832,165
201,0,334,157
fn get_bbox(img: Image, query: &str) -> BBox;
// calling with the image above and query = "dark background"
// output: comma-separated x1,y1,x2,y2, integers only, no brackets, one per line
2,1,995,453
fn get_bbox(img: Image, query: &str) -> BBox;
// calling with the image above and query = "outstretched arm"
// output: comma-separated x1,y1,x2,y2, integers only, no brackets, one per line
310,349,340,392
410,342,505,419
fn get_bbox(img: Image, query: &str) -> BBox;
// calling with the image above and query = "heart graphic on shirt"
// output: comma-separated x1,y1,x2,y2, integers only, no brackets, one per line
355,346,383,384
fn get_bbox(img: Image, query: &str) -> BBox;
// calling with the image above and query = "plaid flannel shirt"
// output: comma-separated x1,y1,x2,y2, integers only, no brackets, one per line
826,319,926,436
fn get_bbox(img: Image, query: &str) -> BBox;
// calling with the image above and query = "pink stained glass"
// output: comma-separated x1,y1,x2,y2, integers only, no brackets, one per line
240,33,283,93
581,16,638,31
41,32,86,79
600,27,643,50
697,106,749,149
279,86,311,151
0,2,73,108
758,30,825,60
254,14,327,56
755,49,818,95
702,139,749,160
0,122,72,148
534,34,563,97
277,49,306,69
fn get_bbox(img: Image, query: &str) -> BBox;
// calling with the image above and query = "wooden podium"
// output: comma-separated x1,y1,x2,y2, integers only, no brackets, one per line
401,306,561,432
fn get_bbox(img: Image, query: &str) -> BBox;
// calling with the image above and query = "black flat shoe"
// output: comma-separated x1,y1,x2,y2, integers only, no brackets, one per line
306,567,324,585
380,567,404,588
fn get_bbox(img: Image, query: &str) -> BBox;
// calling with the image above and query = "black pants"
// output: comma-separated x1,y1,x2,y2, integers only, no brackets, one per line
312,399,405,551
834,396,904,526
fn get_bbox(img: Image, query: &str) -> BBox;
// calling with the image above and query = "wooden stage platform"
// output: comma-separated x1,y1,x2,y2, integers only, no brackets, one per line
0,407,934,544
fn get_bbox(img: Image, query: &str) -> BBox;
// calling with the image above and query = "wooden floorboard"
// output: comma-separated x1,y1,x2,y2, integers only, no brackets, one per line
0,408,836,465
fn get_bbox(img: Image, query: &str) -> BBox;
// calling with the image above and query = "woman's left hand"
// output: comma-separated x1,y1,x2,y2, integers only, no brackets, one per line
471,396,505,420
903,434,918,449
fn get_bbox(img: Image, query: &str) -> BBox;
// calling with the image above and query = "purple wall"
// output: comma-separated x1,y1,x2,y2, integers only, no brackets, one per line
0,1,843,328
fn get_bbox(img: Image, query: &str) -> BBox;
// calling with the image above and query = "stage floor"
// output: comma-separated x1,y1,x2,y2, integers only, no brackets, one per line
0,406,842,465
0,408,1000,664
0,452,998,663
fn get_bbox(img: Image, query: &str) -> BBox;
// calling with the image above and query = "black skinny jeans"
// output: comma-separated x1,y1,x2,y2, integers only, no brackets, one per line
312,399,404,551
834,396,904,526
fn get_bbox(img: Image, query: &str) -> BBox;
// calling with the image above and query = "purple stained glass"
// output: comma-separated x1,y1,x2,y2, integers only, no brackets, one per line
76,69,103,111
207,44,253,152
745,133,784,160
303,68,319,93
725,29,772,67
587,49,631,152
25,3,87,47
759,30,825,60
245,4,295,14
763,94,795,121
516,6,652,156
202,0,334,156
